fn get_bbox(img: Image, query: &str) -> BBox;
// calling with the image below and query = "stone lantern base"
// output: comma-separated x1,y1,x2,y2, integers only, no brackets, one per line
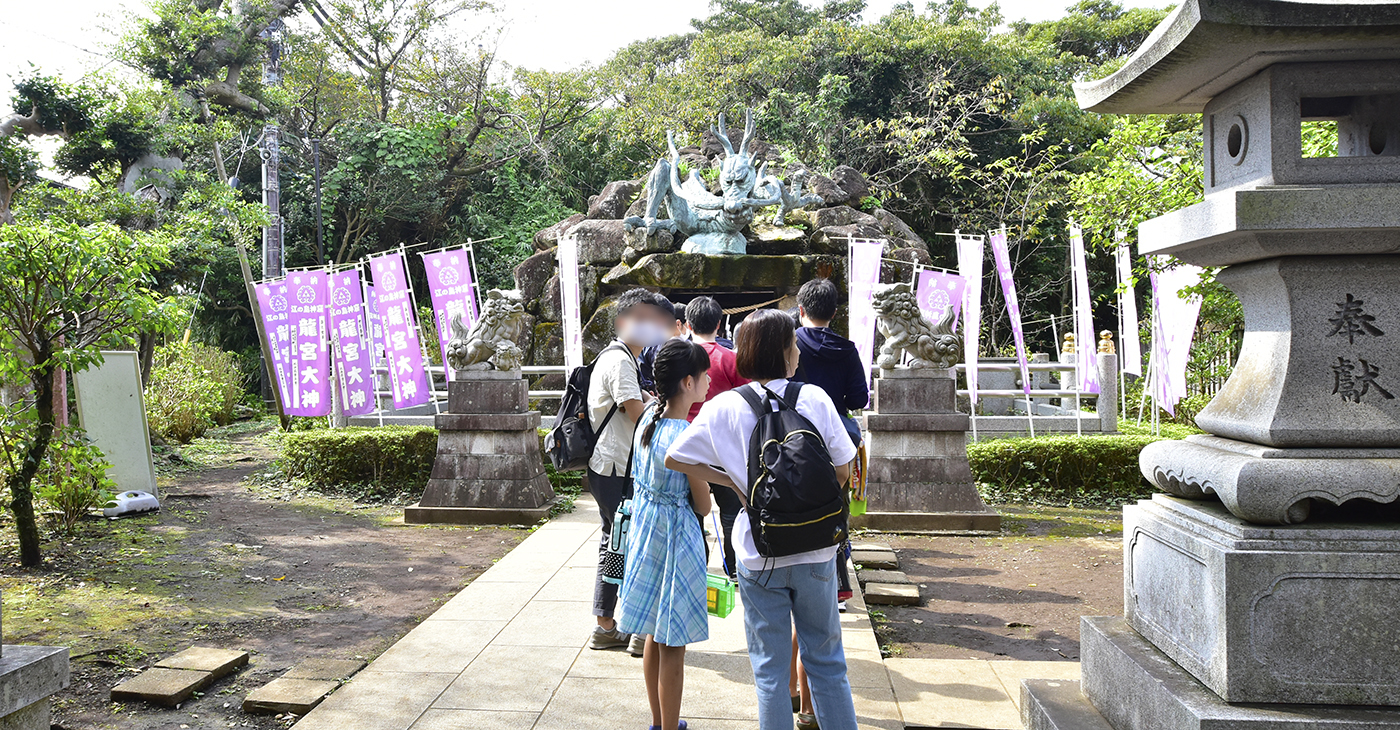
0,645,69,730
404,371,558,526
853,369,999,532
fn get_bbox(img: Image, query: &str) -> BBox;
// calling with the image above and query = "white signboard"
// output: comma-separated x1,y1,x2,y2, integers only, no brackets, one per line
558,233,584,372
74,351,158,496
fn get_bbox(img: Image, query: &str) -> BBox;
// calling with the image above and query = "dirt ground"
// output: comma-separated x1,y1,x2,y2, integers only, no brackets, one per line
0,423,527,730
870,505,1125,662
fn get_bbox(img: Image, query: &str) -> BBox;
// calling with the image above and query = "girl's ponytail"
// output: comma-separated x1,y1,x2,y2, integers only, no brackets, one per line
640,338,711,448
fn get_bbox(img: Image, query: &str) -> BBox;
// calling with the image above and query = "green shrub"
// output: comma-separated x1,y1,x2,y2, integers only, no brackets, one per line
281,427,438,493
968,435,1162,507
34,427,116,533
145,342,246,443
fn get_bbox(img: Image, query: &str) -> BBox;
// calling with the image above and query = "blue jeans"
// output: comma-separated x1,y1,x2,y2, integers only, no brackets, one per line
738,560,858,730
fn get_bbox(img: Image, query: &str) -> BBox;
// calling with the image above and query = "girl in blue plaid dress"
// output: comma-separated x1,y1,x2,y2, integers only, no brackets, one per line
619,338,715,730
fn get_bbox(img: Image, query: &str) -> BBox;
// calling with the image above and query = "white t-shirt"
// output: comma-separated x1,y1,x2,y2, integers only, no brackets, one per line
587,342,642,477
667,379,859,571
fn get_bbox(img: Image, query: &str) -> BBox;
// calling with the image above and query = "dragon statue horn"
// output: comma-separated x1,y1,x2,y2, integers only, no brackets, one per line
667,130,680,159
739,108,756,157
713,112,734,156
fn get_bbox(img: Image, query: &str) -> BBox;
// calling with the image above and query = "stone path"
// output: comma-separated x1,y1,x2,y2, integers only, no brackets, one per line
292,496,1075,730
886,659,1080,729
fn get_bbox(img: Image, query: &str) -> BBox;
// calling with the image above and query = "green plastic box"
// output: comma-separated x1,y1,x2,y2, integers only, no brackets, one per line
706,572,737,618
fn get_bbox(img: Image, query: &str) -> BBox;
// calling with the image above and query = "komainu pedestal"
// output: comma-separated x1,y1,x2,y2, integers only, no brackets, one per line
855,369,999,532
404,371,556,525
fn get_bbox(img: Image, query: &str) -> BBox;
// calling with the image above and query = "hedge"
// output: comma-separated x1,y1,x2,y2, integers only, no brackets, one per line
967,434,1162,507
281,426,438,491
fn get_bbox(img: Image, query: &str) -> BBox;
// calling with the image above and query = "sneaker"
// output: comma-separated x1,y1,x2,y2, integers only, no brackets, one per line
838,600,848,613
628,633,647,657
797,712,820,730
589,625,631,650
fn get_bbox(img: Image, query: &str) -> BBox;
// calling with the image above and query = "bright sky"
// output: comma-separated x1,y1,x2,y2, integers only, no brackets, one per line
0,0,1169,91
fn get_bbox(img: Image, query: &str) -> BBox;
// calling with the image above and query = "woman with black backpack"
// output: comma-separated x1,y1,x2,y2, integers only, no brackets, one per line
665,309,860,730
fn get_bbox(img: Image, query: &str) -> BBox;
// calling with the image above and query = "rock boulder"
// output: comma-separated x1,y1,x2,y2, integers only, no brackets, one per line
810,224,886,254
512,250,557,314
587,180,642,220
572,219,628,265
814,205,879,230
533,213,585,251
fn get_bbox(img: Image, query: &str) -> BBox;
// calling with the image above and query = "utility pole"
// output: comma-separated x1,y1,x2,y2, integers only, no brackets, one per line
259,18,286,279
313,138,325,266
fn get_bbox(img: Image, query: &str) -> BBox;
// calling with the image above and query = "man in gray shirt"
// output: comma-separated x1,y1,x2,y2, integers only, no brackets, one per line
587,288,675,651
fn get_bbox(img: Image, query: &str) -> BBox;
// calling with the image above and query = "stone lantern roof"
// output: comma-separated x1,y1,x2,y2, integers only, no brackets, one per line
1074,0,1400,114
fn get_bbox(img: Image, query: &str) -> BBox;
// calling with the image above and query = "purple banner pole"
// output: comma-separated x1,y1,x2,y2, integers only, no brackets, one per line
990,228,1033,397
368,252,431,410
1069,225,1101,394
254,277,293,410
286,269,331,416
420,247,479,383
330,269,375,417
914,269,968,332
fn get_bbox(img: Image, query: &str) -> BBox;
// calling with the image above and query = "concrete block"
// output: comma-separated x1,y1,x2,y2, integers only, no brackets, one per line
242,677,340,715
865,430,968,459
110,667,211,707
404,499,559,526
154,647,248,681
886,658,1021,730
0,698,49,730
863,479,988,514
1020,679,1115,730
851,550,898,570
851,510,1001,533
863,413,969,433
283,658,366,681
865,456,973,484
435,413,540,432
873,376,956,414
419,475,556,510
1123,495,1400,704
1079,616,1400,730
0,646,68,718
855,569,911,585
447,379,528,414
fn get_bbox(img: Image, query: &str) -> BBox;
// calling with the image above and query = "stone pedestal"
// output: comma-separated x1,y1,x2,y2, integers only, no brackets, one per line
405,371,557,525
853,369,999,532
0,646,68,730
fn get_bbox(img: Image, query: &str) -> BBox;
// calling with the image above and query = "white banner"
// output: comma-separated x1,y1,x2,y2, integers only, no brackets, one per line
848,238,885,387
558,233,584,372
1069,225,1101,394
956,233,985,404
1115,230,1143,377
1150,258,1204,416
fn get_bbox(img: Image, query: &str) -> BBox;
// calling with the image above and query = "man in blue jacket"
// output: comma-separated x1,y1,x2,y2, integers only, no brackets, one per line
793,278,869,449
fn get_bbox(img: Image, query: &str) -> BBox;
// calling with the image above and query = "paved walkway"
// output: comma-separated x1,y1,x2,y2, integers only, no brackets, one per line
293,496,1076,730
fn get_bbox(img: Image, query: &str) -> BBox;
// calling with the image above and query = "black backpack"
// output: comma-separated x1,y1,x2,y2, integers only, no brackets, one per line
545,342,633,472
737,383,849,558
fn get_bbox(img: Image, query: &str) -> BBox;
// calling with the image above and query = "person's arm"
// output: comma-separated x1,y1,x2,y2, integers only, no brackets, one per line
686,474,712,517
846,350,870,411
665,456,735,490
835,461,852,486
619,398,646,424
610,351,648,423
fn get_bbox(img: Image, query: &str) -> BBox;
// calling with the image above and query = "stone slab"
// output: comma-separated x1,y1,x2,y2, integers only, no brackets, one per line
989,661,1081,712
432,429,545,458
865,457,974,485
873,376,956,414
154,647,248,680
448,379,528,414
863,583,920,606
0,698,50,730
1021,679,1116,730
404,500,559,526
864,413,969,432
110,667,211,707
425,453,549,482
454,370,527,380
420,475,555,510
886,658,1023,730
291,670,457,730
435,413,540,432
283,658,366,681
855,569,911,585
242,677,341,715
851,550,899,570
865,431,968,459
0,646,68,718
863,478,989,514
1187,433,1400,460
1079,616,1400,730
877,367,955,379
851,510,1001,533
1123,495,1400,704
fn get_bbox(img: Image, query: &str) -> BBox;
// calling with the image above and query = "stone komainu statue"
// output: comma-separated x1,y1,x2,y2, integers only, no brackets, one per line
446,289,527,373
624,109,823,256
872,281,962,370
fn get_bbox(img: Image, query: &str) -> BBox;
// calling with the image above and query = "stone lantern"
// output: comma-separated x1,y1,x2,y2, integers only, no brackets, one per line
1021,1,1400,728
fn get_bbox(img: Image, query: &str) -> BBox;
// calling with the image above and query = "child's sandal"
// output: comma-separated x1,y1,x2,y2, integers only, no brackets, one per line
797,712,820,730
647,722,687,730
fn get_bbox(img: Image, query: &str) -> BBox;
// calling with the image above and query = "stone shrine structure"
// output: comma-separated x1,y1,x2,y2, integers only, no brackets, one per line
1021,1,1400,728
406,289,556,525
858,282,1000,532
0,598,69,729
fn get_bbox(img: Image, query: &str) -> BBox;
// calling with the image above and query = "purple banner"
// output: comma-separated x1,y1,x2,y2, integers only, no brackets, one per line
254,277,293,408
286,270,331,416
956,234,984,403
368,252,430,410
1069,225,1101,394
1115,231,1143,377
915,270,968,332
1149,259,1203,416
990,229,1033,396
330,269,374,417
421,247,479,382
364,284,387,369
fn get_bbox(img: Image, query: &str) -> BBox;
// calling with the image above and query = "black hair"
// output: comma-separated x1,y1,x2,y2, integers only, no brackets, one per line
736,309,796,381
615,288,675,321
797,278,839,322
641,339,711,448
685,296,723,336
